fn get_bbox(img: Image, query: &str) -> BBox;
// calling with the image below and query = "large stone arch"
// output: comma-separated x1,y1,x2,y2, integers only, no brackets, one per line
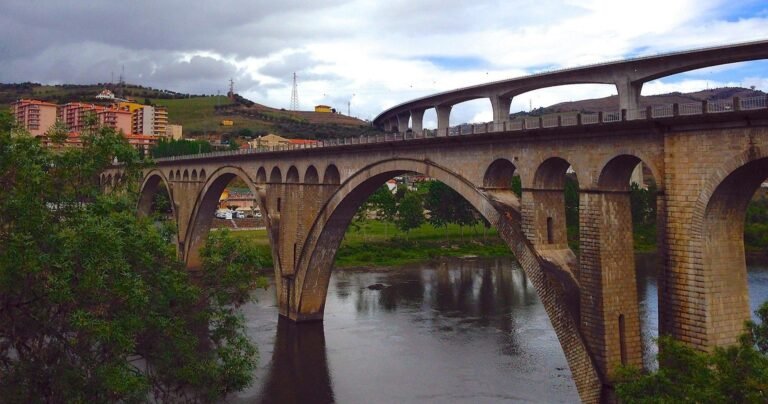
137,169,176,221
594,149,662,191
184,166,264,268
290,157,601,402
683,148,768,348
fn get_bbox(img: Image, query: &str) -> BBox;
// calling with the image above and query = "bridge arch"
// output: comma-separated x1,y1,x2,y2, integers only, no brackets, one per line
286,166,300,183
291,157,601,401
191,169,198,181
184,166,262,268
256,167,267,183
323,164,340,184
137,169,176,222
683,147,768,349
183,170,189,181
168,170,175,181
304,165,319,184
269,167,282,183
483,158,517,188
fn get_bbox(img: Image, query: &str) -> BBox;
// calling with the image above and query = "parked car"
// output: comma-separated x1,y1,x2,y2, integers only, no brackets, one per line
254,212,263,218
234,211,246,219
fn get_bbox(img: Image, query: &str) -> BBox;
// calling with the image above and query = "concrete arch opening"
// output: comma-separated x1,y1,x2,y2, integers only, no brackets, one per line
483,159,517,188
256,167,267,183
200,169,207,181
191,170,198,181
531,157,579,251
137,171,175,223
447,98,491,130
270,167,282,183
323,165,340,185
286,166,300,183
184,167,261,269
696,157,768,349
169,170,175,181
305,166,319,184
183,170,189,181
288,158,601,401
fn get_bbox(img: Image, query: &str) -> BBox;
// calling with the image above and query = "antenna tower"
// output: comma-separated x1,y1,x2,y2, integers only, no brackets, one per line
228,78,234,99
290,72,299,111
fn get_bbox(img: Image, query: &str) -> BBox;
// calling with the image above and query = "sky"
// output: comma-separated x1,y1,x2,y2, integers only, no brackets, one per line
2,0,768,127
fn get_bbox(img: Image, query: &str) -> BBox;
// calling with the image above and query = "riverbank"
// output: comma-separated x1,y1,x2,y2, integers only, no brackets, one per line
227,219,768,270
229,220,510,269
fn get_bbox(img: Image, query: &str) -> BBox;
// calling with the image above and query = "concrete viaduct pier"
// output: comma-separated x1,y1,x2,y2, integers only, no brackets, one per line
111,40,768,403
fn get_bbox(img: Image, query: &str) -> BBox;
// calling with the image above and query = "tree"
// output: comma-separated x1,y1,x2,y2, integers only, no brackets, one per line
394,191,424,238
0,112,264,402
367,185,397,238
151,138,212,158
616,301,768,403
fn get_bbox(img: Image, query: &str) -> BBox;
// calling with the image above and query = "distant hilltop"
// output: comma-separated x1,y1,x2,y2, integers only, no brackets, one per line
0,82,377,140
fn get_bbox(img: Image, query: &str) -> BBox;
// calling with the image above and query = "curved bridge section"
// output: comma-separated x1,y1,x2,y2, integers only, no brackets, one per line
372,40,768,134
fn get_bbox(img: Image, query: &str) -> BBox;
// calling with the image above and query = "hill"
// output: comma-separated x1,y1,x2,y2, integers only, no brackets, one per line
542,87,765,115
1,82,376,139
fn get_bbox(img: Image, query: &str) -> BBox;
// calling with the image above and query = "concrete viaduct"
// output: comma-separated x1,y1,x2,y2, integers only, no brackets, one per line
109,41,768,403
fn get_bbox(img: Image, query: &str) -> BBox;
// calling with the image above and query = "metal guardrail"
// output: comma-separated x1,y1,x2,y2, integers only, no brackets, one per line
154,95,768,163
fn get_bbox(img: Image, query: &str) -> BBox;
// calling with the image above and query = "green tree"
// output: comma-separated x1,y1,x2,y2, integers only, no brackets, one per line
616,301,768,403
367,185,397,238
0,112,264,402
151,138,212,158
394,191,424,238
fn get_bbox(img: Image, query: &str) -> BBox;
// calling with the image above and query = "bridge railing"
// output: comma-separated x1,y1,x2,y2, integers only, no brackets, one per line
154,95,768,163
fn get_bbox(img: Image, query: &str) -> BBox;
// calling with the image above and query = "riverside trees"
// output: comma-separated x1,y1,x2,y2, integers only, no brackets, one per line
0,112,264,402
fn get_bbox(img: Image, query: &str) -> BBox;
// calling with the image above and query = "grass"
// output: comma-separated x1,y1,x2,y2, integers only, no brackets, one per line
151,96,274,133
227,220,511,269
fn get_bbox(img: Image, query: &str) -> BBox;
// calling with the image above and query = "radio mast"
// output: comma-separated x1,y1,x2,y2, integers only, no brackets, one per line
290,72,299,111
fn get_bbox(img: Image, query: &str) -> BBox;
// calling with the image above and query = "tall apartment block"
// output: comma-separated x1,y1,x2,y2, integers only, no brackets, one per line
10,99,58,136
127,103,169,137
58,103,131,135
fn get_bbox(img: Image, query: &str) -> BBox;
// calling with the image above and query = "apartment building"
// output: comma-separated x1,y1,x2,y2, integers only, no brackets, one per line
58,102,131,135
10,99,58,136
130,104,169,137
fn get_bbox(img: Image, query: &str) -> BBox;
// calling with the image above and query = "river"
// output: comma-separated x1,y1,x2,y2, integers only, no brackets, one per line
229,254,768,403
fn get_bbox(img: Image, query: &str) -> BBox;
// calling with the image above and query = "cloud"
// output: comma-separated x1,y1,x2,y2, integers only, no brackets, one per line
1,0,767,122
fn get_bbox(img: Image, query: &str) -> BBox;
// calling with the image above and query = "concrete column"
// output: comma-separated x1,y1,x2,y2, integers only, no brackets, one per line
411,109,424,133
616,78,643,112
397,112,410,133
578,190,643,387
436,104,452,133
490,94,512,125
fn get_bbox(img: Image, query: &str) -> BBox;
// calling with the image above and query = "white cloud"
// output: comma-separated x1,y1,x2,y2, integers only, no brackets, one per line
2,0,768,124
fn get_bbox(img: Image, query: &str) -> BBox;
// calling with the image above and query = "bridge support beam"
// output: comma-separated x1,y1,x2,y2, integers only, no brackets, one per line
578,189,643,391
397,112,410,133
436,104,452,135
616,78,643,113
490,94,512,130
411,109,424,133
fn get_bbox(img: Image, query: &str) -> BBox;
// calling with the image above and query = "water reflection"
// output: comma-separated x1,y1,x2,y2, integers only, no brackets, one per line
233,254,768,403
257,319,334,404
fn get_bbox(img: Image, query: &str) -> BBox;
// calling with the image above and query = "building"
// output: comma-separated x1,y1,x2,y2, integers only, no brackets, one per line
127,103,169,137
314,105,332,113
10,99,58,136
166,124,183,140
247,134,319,149
153,106,168,137
58,102,131,135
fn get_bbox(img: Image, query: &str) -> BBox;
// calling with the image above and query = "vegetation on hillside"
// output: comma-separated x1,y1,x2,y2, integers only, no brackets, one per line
0,111,265,401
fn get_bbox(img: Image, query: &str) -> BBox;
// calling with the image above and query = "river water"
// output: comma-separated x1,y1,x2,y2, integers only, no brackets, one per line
230,255,768,403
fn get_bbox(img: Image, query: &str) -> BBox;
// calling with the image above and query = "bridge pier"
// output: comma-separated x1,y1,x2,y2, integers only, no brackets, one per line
397,112,410,133
411,109,424,133
578,189,643,386
615,78,643,114
436,104,451,135
490,94,512,129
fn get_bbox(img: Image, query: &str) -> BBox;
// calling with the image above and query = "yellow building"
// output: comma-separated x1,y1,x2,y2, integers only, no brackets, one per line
314,105,332,113
166,124,183,140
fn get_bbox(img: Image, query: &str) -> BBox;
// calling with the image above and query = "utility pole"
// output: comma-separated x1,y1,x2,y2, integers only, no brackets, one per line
290,72,299,111
348,93,355,116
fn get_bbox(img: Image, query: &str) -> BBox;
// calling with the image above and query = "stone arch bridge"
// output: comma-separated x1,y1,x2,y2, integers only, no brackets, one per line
103,41,768,403
106,103,768,402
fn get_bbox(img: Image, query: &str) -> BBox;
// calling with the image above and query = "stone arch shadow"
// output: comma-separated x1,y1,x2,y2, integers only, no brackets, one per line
183,166,267,268
682,148,768,347
138,169,177,222
291,157,602,402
